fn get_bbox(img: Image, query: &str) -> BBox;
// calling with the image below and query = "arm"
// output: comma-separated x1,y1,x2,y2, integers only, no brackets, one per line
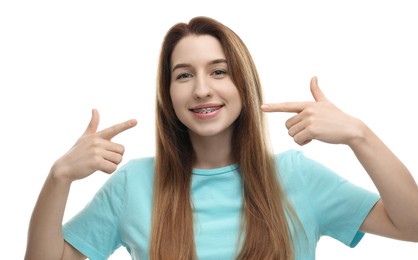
351,121,418,241
24,109,137,260
262,77,418,242
25,172,86,260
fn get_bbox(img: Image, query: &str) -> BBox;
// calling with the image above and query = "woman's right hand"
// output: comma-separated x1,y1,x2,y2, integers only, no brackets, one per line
51,109,137,182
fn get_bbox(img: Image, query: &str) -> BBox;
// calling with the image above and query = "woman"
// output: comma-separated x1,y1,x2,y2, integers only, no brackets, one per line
25,16,418,260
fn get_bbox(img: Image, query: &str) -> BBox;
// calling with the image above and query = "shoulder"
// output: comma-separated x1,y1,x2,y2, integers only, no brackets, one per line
120,157,155,173
273,149,343,190
275,149,304,167
274,149,311,177
108,156,156,185
275,149,339,177
273,149,308,187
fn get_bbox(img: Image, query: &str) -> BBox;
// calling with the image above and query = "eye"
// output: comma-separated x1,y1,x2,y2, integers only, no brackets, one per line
176,72,193,80
212,70,227,78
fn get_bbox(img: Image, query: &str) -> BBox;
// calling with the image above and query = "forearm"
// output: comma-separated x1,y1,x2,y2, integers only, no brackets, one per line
25,168,72,260
349,120,418,238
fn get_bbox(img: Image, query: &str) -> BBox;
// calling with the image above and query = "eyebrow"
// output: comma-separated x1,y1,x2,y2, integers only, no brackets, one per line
172,59,227,72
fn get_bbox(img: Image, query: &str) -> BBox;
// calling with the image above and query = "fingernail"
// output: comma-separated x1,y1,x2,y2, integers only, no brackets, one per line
129,119,138,126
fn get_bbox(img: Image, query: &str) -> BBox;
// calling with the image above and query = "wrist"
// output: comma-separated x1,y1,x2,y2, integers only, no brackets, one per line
346,119,372,149
49,160,75,186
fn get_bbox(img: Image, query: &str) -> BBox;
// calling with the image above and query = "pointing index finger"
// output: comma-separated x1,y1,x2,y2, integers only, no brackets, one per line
261,102,312,113
98,119,138,140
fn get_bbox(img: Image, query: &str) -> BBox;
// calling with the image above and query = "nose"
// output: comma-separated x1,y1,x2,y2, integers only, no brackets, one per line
193,75,213,99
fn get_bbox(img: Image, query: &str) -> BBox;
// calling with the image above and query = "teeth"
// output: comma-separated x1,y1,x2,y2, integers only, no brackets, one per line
193,107,220,114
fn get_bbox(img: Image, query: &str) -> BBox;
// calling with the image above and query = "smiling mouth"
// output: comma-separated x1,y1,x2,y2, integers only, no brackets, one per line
190,106,223,114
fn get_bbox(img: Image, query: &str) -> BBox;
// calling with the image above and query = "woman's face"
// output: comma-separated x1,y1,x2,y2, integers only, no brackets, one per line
170,35,242,139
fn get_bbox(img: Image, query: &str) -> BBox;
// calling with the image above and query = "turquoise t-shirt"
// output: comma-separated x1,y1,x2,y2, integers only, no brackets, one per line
63,150,380,259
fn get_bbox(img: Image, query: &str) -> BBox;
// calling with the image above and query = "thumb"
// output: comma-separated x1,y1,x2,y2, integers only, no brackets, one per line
83,109,100,135
310,76,328,102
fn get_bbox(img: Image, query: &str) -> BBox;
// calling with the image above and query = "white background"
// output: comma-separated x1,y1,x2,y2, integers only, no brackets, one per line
1,0,417,259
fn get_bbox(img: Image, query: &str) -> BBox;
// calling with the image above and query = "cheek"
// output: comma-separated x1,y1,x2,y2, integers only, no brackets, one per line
231,91,243,117
170,83,193,106
169,86,180,107
233,99,243,117
169,86,187,118
226,86,242,109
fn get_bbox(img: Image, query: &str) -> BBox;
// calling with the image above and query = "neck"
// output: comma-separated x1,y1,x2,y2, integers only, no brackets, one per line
189,129,234,169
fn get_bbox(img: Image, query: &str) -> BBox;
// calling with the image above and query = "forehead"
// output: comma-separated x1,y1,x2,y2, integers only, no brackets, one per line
171,35,226,66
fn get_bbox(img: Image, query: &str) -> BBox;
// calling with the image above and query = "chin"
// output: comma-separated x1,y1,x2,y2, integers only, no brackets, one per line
191,129,222,137
188,125,233,139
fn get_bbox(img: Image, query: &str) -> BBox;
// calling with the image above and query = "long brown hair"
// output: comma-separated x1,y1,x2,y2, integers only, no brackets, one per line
151,16,298,260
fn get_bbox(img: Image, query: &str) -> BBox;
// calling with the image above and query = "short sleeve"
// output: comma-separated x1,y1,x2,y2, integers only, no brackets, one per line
280,150,380,248
63,163,129,260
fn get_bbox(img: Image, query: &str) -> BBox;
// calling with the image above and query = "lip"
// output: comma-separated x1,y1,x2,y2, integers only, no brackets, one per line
189,103,224,110
189,103,224,120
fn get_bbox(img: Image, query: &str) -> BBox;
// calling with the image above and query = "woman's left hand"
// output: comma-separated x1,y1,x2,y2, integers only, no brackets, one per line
262,77,363,146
